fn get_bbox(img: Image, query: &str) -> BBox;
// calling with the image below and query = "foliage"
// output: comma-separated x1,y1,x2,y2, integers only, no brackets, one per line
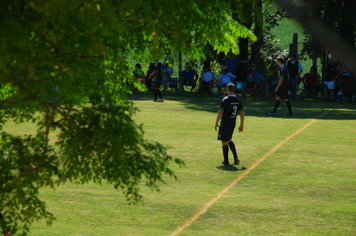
299,0,356,60
260,31,288,75
0,0,257,234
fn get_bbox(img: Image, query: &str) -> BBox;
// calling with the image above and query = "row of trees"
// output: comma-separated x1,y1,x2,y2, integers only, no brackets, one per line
1,0,355,234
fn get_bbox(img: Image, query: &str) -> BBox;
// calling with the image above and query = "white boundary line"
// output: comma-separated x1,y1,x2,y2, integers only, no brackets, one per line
169,108,336,236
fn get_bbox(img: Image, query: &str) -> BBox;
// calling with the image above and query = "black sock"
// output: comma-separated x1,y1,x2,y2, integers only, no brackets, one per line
223,145,229,164
286,100,292,115
157,89,163,99
272,101,280,113
228,142,238,160
153,90,158,100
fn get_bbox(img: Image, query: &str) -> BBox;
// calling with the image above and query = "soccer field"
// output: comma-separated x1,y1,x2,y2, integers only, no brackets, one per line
29,92,356,235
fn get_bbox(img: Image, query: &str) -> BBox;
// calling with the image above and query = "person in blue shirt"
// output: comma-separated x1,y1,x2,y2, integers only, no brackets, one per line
223,53,241,76
216,68,236,94
198,66,215,95
181,63,199,92
248,68,265,96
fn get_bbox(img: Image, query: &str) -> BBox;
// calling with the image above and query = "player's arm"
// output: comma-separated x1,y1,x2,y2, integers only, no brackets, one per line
298,62,303,76
239,110,245,132
215,109,223,131
149,71,157,80
275,76,283,92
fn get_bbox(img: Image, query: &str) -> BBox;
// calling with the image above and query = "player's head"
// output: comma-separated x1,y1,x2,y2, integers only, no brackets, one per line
226,83,235,93
276,56,285,65
289,53,296,61
185,62,191,70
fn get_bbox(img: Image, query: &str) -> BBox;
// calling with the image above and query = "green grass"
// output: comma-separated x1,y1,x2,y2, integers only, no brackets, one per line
16,92,356,236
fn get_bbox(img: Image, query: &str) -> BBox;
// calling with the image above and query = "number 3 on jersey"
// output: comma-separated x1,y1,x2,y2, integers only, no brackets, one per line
232,106,237,116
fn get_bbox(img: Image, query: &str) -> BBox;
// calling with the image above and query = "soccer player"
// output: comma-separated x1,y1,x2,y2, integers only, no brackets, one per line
268,56,292,116
215,83,245,165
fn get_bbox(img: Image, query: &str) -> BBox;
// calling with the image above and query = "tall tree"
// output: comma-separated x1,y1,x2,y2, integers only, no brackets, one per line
0,0,256,234
251,0,264,65
275,0,356,74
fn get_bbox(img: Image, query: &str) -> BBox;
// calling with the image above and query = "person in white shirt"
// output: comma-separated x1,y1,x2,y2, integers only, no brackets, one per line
216,68,236,94
198,66,215,95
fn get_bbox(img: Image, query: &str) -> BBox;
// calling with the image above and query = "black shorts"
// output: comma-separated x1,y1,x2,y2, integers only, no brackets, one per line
276,85,289,99
152,81,162,88
218,126,235,141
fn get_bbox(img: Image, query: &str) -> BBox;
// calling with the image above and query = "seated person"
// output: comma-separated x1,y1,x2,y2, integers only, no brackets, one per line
181,63,198,92
249,68,265,96
300,67,321,97
216,67,236,94
243,67,261,96
198,66,215,95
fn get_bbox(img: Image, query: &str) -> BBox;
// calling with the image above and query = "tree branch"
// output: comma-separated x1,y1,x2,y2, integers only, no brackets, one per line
36,107,51,171
38,100,96,145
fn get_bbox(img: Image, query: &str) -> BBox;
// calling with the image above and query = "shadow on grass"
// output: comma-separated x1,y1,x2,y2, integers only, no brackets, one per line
129,91,356,120
216,165,247,172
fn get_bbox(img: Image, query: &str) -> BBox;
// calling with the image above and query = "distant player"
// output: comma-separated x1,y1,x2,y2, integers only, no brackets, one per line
268,56,292,116
215,83,245,165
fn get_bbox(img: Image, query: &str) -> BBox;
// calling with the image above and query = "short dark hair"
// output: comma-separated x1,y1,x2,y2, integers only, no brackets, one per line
276,56,285,64
226,83,235,92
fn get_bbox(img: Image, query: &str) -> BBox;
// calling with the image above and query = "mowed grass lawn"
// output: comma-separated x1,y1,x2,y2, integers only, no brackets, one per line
21,92,356,235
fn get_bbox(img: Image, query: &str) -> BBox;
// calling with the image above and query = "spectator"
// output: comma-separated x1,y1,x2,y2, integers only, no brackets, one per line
323,58,342,101
198,66,215,95
300,67,321,97
286,53,303,100
223,53,241,77
340,65,353,101
216,68,236,94
242,65,259,96
181,63,199,92
163,49,174,91
149,61,165,102
249,68,265,96
145,62,155,91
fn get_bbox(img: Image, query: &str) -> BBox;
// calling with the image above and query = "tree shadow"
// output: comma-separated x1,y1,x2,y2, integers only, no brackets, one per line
216,165,247,171
129,91,356,120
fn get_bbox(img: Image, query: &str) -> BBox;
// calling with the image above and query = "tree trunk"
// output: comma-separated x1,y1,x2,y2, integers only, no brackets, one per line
251,0,263,65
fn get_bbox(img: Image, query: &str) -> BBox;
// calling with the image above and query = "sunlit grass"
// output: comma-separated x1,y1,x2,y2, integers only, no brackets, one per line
18,92,356,236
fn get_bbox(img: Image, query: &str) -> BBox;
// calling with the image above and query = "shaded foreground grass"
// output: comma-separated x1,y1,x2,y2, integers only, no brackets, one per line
22,92,356,235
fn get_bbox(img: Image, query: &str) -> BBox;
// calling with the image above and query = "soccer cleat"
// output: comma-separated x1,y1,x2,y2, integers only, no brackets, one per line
286,113,292,117
162,98,165,102
221,161,230,165
234,159,240,165
268,112,275,116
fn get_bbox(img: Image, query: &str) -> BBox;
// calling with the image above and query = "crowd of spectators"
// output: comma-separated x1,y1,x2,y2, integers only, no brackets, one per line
134,51,355,102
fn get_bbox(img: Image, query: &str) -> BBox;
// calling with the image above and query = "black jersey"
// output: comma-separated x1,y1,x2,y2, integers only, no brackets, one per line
287,60,300,77
219,95,243,128
279,65,289,86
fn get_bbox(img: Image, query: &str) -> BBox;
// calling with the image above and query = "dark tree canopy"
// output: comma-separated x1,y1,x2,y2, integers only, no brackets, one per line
0,0,257,235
